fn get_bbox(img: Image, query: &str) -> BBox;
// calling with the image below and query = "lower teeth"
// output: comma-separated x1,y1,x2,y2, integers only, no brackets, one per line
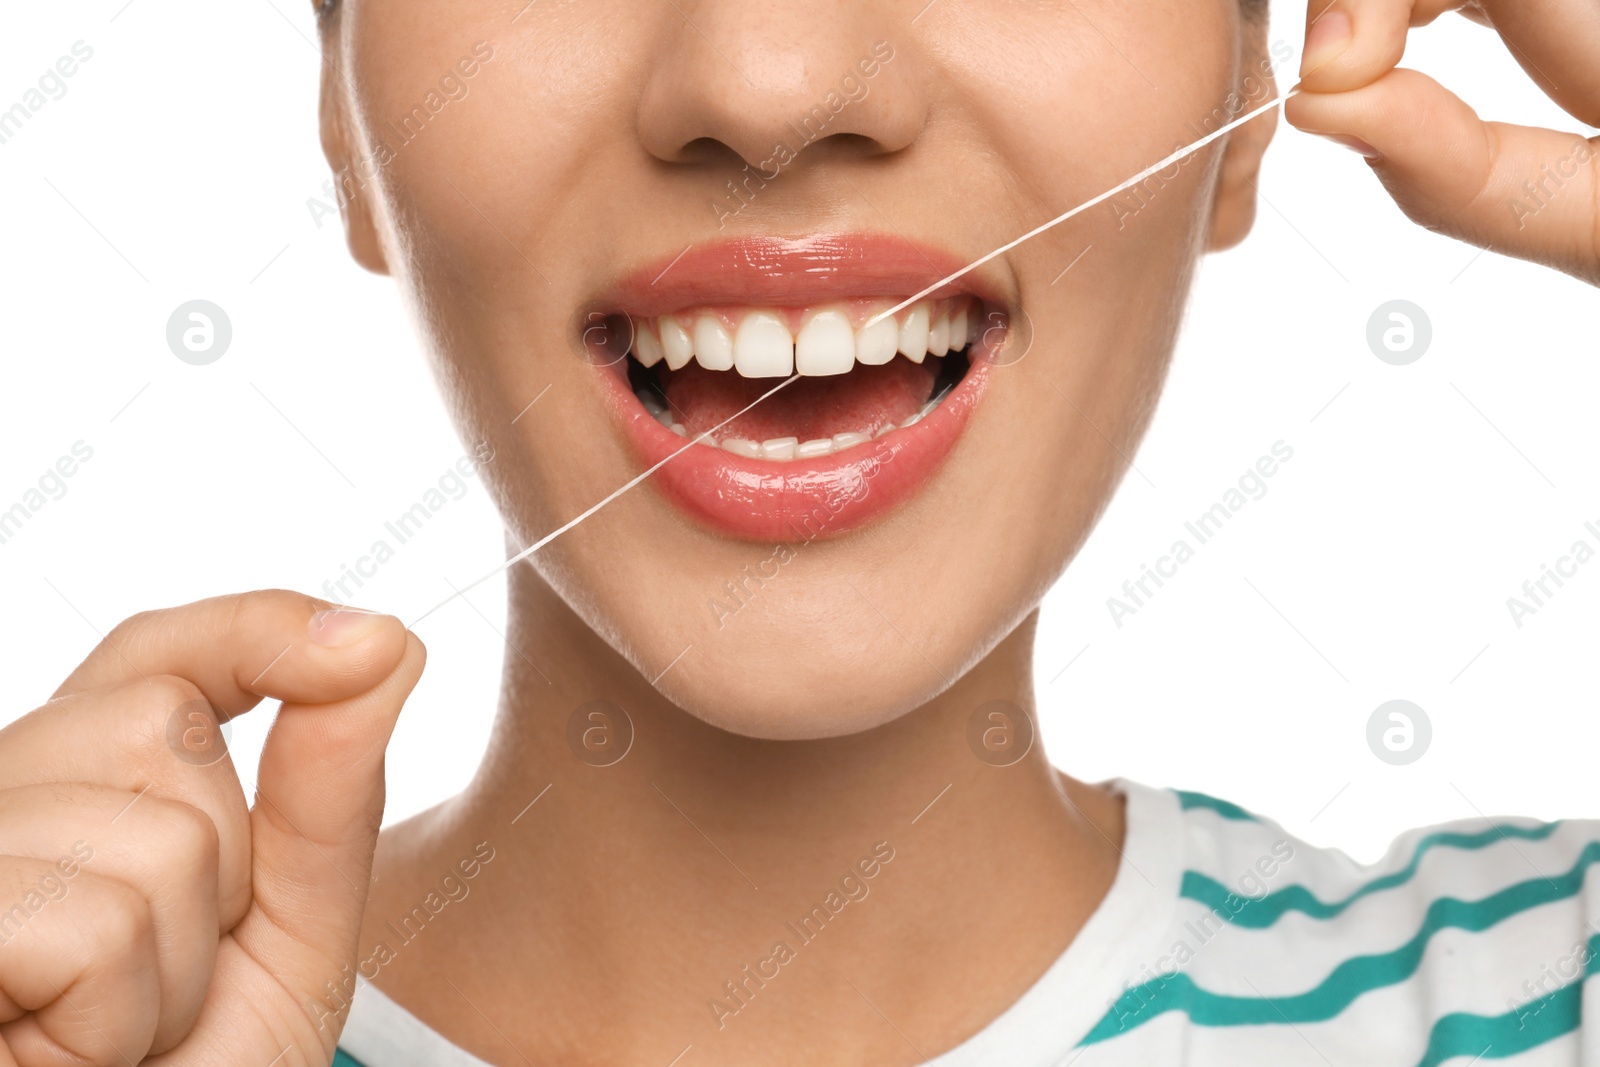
635,384,953,461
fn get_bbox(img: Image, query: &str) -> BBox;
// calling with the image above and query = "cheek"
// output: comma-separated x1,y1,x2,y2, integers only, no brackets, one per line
926,0,1238,490
344,2,639,297
941,2,1240,234
342,12,650,543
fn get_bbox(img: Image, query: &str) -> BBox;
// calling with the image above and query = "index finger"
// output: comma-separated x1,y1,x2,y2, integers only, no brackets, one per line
1297,0,1464,89
1476,0,1600,126
1299,0,1600,127
53,590,409,718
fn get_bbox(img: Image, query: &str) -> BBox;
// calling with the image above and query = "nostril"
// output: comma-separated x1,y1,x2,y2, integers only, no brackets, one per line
674,137,748,168
816,132,881,157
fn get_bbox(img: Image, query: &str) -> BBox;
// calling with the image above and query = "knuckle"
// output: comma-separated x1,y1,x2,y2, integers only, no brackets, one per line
122,674,211,764
89,878,156,960
103,607,159,651
143,672,204,704
138,674,208,721
238,587,320,619
221,588,322,649
146,796,222,870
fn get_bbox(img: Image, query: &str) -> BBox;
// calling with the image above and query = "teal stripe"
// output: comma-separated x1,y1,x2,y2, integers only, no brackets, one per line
333,1051,367,1067
1175,791,1258,822
1183,821,1565,930
1079,841,1600,1045
1413,934,1600,1067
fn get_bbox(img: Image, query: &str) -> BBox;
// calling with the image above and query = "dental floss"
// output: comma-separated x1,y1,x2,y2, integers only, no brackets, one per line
864,90,1298,328
409,91,1297,628
410,373,802,626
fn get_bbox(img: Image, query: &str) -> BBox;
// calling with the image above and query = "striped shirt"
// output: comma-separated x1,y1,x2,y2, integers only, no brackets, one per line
335,779,1600,1066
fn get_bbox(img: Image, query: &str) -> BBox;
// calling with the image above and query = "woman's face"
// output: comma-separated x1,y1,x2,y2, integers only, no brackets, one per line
321,0,1272,739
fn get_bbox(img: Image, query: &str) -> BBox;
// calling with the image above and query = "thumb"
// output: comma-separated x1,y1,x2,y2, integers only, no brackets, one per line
234,624,426,1016
1287,69,1600,285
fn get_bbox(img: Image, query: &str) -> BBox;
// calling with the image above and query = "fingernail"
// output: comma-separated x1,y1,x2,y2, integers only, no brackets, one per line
1320,133,1383,160
309,607,392,647
1301,8,1353,76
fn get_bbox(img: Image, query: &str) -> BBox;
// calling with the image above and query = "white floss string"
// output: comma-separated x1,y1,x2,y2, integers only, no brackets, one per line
865,89,1298,328
409,90,1297,628
410,373,802,626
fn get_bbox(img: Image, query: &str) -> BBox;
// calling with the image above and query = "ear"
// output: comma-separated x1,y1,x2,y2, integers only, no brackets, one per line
318,33,390,275
1207,20,1281,252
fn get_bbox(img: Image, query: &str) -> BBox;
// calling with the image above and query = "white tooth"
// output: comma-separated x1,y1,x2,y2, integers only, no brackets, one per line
760,436,798,460
928,313,950,358
633,323,665,367
795,310,855,377
734,311,794,378
901,411,926,429
693,314,735,371
874,424,894,438
897,302,930,364
722,438,762,458
660,316,693,370
653,407,674,428
949,305,968,351
640,390,666,415
855,314,899,366
831,432,870,450
796,438,834,459
671,423,688,437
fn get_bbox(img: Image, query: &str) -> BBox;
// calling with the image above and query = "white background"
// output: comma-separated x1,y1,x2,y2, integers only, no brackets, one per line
1,0,1594,862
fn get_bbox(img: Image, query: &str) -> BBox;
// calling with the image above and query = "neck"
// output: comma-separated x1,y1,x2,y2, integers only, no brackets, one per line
366,565,1125,1067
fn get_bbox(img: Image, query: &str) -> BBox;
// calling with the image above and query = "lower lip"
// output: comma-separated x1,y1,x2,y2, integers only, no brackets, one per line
597,344,995,543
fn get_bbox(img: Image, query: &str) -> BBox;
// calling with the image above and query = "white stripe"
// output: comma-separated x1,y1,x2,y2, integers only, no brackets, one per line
341,978,493,1067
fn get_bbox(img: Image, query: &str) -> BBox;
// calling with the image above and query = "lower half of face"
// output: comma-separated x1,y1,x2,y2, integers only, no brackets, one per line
338,0,1245,739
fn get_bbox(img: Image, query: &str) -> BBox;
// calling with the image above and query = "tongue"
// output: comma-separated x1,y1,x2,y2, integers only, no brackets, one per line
663,359,937,444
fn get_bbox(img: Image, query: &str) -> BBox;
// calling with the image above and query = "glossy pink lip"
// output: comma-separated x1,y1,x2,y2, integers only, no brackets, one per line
602,234,1005,316
593,234,1008,542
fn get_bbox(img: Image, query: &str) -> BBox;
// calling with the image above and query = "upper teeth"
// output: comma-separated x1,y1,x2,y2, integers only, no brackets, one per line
629,298,984,378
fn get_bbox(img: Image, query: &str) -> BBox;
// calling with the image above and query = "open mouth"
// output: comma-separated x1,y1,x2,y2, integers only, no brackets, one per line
627,296,984,459
590,235,1008,541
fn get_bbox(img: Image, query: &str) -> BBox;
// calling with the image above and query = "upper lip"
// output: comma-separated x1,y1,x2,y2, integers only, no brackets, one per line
597,233,1009,319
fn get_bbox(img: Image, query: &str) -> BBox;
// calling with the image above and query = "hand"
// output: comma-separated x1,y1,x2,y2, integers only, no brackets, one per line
1285,0,1600,286
0,591,425,1066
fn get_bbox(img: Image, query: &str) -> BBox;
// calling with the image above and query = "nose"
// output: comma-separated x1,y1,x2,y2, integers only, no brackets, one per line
636,4,928,170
